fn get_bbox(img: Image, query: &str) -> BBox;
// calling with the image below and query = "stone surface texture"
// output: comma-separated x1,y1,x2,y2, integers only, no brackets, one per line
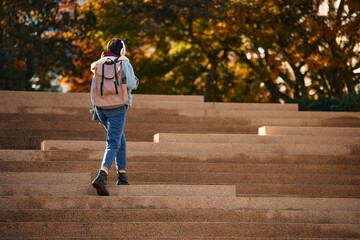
0,90,359,239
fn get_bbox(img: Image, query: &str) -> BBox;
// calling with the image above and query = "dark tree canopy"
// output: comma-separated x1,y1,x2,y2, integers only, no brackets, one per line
1,0,359,104
0,0,78,91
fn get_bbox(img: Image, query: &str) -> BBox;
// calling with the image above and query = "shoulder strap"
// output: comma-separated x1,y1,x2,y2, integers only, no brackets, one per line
113,57,120,86
101,64,104,96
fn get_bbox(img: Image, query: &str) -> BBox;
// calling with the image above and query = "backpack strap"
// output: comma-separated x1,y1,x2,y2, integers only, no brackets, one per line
101,64,104,96
113,57,120,86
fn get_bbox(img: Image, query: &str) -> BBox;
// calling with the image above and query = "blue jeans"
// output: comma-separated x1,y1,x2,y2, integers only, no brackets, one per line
96,105,127,171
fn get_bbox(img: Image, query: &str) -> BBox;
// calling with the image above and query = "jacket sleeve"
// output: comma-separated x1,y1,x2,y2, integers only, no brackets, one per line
122,61,139,90
90,75,95,106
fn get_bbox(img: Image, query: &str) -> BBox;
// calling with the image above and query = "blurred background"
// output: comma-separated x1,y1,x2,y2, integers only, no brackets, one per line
1,0,359,110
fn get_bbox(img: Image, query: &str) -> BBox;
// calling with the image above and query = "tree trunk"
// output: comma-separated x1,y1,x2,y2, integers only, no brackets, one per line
342,68,355,93
318,69,331,95
327,68,343,97
292,64,307,97
279,72,295,99
25,54,34,90
264,80,288,102
204,71,212,102
204,57,218,102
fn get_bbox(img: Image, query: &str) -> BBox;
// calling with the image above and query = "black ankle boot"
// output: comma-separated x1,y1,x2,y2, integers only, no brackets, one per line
92,170,109,196
117,172,130,185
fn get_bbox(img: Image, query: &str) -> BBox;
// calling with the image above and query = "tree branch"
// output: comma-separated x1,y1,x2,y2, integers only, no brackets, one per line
231,49,255,69
187,15,211,56
264,80,289,101
279,72,293,86
352,62,360,71
336,0,345,23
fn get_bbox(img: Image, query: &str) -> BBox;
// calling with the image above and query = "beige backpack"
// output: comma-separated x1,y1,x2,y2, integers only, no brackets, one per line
93,57,128,109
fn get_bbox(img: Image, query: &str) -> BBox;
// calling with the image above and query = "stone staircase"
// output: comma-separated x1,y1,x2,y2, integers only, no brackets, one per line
0,90,359,239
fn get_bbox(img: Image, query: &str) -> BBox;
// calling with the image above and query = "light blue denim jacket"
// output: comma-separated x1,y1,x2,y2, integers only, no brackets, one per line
90,59,139,108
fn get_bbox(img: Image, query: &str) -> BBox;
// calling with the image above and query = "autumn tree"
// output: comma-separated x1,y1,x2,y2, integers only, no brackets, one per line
309,0,360,97
22,0,357,105
140,0,234,101
226,0,360,101
0,0,78,91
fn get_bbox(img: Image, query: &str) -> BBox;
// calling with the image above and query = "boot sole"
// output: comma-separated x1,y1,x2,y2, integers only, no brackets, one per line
91,181,109,196
117,181,130,185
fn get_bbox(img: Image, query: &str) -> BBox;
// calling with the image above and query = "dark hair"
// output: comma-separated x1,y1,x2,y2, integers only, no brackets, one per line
107,38,123,55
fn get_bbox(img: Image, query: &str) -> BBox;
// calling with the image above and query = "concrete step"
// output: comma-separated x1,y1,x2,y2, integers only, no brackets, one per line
0,172,90,185
3,106,360,127
41,141,360,156
0,130,165,149
232,183,360,198
1,171,358,198
97,176,360,198
0,238,355,240
0,91,203,112
243,117,360,127
5,123,359,146
2,160,359,176
0,130,201,148
0,90,298,111
2,237,349,240
154,133,360,145
146,171,355,186
2,208,358,224
1,124,258,135
133,94,204,102
2,150,359,165
0,128,257,149
2,113,360,128
2,182,356,198
0,113,91,121
259,126,360,136
2,196,359,237
132,101,298,111
1,195,359,211
2,129,105,138
6,106,91,115
2,116,360,143
1,90,358,119
0,91,204,104
4,106,181,115
0,184,236,197
1,222,359,238
109,174,360,194
0,121,259,133
0,120,100,129
178,109,360,119
0,112,252,124
0,238,352,240
0,136,105,150
2,162,359,186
